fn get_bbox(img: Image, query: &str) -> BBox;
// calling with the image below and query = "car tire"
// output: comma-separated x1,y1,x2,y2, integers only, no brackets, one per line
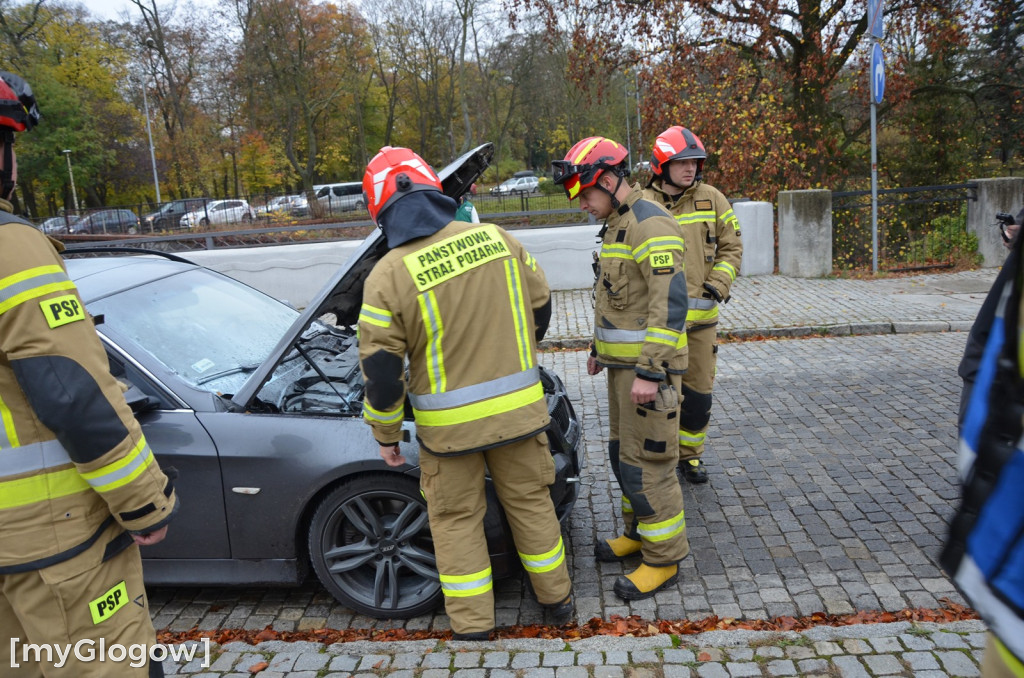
128,225,138,235
308,473,441,619
242,213,252,223
199,217,209,227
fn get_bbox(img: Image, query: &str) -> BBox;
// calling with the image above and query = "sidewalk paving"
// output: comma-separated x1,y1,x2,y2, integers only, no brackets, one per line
157,269,1001,677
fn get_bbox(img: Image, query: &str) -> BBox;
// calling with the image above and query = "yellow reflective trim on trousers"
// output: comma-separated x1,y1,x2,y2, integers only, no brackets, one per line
595,339,642,358
439,566,493,598
412,382,544,427
363,401,404,425
713,261,737,281
0,394,19,448
621,496,633,513
80,437,154,493
632,237,685,263
674,211,716,225
505,259,533,372
418,291,446,393
0,467,90,509
358,303,392,328
519,536,565,573
637,508,687,542
679,429,706,447
993,636,1024,678
687,307,719,324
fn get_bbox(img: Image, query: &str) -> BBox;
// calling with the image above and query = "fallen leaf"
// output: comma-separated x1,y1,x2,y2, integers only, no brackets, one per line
248,661,268,674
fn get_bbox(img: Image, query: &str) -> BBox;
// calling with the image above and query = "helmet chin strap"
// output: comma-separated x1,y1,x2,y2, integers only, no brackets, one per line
0,133,15,200
601,173,625,210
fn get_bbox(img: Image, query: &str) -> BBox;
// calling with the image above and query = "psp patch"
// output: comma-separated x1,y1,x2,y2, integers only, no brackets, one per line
39,294,85,329
89,580,128,625
650,251,673,274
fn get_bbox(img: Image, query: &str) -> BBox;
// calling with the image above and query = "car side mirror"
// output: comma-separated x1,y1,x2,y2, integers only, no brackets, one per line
124,383,159,414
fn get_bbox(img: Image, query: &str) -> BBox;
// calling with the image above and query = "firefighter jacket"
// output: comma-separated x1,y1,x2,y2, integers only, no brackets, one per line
0,208,178,573
593,185,688,380
643,180,742,330
358,220,551,455
941,230,1024,665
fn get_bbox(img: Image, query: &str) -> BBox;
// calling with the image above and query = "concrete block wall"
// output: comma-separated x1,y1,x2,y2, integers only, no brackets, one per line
187,203,775,306
968,177,1024,268
778,189,831,277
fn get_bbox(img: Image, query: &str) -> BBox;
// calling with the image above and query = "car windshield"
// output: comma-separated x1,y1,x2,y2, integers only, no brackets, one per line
88,269,299,394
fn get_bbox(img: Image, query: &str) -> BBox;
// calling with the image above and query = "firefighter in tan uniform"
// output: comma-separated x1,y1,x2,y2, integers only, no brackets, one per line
0,71,179,677
553,136,690,600
642,127,742,484
357,147,573,639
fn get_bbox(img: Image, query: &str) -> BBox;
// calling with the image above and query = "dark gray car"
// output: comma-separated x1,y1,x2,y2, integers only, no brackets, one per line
63,144,582,619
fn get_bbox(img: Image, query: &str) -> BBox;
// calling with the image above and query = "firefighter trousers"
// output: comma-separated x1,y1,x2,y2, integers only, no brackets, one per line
418,433,571,634
678,324,718,462
0,524,160,677
606,368,690,564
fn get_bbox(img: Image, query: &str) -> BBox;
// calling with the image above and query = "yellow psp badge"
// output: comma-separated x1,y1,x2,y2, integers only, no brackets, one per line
39,293,85,329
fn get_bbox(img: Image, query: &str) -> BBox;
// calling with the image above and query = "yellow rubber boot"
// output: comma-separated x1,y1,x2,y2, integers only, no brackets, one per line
613,563,679,600
594,535,642,562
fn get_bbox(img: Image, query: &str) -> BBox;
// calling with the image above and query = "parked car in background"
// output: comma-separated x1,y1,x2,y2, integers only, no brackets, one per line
38,215,78,235
69,209,141,235
61,143,582,620
180,199,256,229
144,198,212,231
256,194,309,220
314,182,363,214
490,175,540,196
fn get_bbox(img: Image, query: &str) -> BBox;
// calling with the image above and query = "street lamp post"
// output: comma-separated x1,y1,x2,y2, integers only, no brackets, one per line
142,37,161,204
142,82,161,204
62,149,79,212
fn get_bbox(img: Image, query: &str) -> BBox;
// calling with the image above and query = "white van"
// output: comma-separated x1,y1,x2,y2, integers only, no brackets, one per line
314,182,364,214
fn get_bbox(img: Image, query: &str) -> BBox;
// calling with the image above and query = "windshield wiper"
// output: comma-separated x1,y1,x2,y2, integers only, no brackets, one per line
196,363,260,385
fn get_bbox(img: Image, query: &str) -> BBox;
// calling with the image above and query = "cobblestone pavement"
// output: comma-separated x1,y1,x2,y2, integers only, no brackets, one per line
152,270,1001,676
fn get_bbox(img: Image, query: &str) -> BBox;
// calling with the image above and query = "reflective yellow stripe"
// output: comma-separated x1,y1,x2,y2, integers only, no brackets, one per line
413,382,544,427
637,509,686,542
645,327,681,348
721,209,740,231
679,430,705,447
519,536,565,573
993,636,1024,678
0,467,90,509
674,211,716,225
524,252,538,272
572,138,603,164
359,303,392,328
80,437,154,493
440,567,493,598
505,259,533,372
363,401,404,425
621,496,633,513
418,291,446,393
632,237,685,264
594,339,642,358
0,394,18,448
713,261,737,281
0,263,77,315
687,307,719,324
600,243,633,260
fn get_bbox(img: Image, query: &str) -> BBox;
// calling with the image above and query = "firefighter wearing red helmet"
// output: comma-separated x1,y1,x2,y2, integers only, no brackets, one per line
554,136,690,600
0,71,179,676
358,146,573,638
642,126,743,484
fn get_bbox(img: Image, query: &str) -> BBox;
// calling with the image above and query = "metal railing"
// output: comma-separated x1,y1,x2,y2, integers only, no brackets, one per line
831,183,978,271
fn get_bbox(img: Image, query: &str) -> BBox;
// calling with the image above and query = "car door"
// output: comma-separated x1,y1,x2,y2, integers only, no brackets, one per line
102,342,231,560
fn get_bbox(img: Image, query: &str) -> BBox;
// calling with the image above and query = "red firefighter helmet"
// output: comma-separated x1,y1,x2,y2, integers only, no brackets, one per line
551,136,629,200
0,71,39,133
362,146,442,224
650,126,706,178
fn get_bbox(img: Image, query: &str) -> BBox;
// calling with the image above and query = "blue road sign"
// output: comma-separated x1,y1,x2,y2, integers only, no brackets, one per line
871,42,885,104
868,0,884,39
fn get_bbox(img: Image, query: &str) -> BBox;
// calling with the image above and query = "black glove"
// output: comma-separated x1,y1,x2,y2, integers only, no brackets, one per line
701,282,724,302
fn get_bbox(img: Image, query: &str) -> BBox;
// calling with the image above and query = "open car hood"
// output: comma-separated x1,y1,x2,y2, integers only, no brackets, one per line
231,142,495,408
